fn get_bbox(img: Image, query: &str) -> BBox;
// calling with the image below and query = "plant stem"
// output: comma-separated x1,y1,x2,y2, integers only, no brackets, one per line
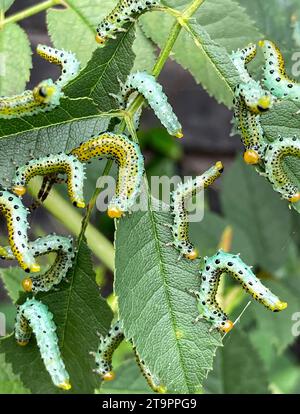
2,0,62,26
182,0,205,19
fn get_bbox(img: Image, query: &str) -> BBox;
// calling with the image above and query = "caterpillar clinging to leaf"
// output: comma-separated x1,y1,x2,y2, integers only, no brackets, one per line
0,189,40,273
36,44,80,88
71,132,144,218
0,45,79,119
188,250,287,334
167,162,224,260
92,320,124,381
259,39,300,101
1,234,75,293
116,72,183,138
96,0,160,46
264,136,300,203
15,298,71,391
92,320,166,392
12,153,86,209
0,79,61,119
231,44,273,114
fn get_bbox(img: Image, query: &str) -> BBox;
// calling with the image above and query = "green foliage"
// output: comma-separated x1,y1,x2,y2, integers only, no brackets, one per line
205,329,269,394
0,0,15,12
115,207,222,394
0,0,299,395
0,241,113,394
0,23,32,96
221,157,292,271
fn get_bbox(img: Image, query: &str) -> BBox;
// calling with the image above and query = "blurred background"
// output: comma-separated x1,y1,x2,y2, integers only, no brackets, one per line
0,0,300,394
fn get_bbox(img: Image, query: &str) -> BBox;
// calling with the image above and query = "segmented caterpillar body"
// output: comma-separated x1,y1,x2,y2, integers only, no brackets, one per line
0,189,39,273
94,320,124,381
189,250,287,333
231,44,273,114
96,0,160,46
71,133,144,218
15,298,71,390
259,39,300,101
134,349,166,393
118,72,183,137
169,162,224,260
1,234,75,293
264,136,300,203
0,79,61,119
12,153,86,208
233,95,267,165
36,44,80,88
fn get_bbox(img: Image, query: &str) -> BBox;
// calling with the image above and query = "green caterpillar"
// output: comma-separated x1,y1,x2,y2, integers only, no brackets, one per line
264,136,300,203
15,298,71,391
96,0,160,46
188,250,287,333
259,39,300,101
1,234,75,293
116,72,183,138
0,189,40,273
71,132,144,218
168,162,224,260
12,153,86,209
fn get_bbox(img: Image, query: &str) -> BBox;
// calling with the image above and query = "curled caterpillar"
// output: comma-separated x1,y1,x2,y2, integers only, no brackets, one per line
259,39,300,101
12,153,86,208
134,348,166,393
93,320,124,381
264,136,300,203
188,250,287,333
0,79,61,119
15,298,71,390
117,72,182,138
0,189,40,273
233,95,267,165
96,0,160,46
231,44,273,114
71,133,144,218
36,44,80,88
1,234,75,293
168,162,224,260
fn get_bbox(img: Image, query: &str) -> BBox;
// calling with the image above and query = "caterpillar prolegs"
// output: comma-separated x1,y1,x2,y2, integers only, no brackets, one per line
259,39,300,101
168,162,224,260
0,45,79,119
15,298,71,390
93,321,166,393
71,133,144,218
1,234,75,293
116,72,183,138
0,189,40,273
12,153,86,208
96,0,160,46
264,136,300,203
188,250,287,333
231,44,273,114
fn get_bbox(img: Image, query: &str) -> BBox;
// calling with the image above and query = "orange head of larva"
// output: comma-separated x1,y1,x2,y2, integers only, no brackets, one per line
258,40,265,48
13,185,26,196
58,381,72,391
95,34,107,46
243,150,260,165
274,301,288,311
221,320,234,333
17,340,29,347
185,248,199,260
107,206,123,219
33,83,56,104
289,192,300,203
257,95,272,112
102,371,116,382
22,277,33,292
